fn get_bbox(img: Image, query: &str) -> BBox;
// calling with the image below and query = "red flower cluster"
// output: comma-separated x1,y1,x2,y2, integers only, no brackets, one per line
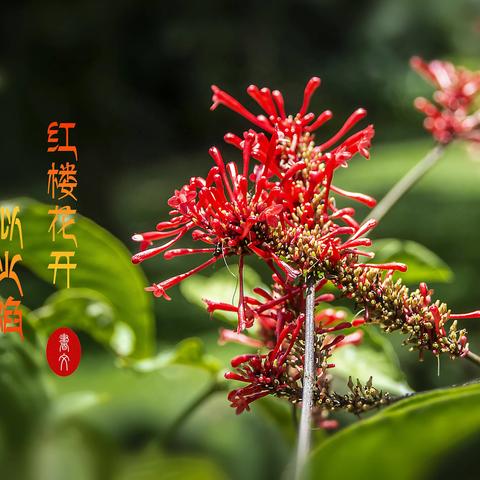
215,277,364,414
132,77,379,332
411,57,480,144
212,78,374,177
131,132,283,307
132,73,480,418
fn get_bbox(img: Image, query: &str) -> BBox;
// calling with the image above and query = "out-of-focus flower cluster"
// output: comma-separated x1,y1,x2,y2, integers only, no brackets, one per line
132,74,479,421
411,57,480,144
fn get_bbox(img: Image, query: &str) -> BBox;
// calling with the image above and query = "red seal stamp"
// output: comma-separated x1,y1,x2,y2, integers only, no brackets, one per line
46,327,81,376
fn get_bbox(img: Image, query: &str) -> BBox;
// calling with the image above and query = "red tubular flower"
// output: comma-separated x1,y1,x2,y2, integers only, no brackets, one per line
133,75,479,405
218,328,264,348
411,57,480,144
131,133,290,310
214,271,366,414
210,77,382,277
225,315,304,414
134,78,380,316
222,286,366,414
212,77,375,174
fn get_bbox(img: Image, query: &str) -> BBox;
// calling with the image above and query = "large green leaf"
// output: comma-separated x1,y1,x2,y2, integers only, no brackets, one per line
33,288,135,357
330,326,412,395
370,238,453,284
0,331,50,478
309,382,480,480
32,420,116,480
115,446,228,480
126,337,222,376
0,198,154,358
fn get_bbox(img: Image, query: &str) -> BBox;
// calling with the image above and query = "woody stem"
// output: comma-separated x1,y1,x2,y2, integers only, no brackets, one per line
366,143,446,226
294,276,316,480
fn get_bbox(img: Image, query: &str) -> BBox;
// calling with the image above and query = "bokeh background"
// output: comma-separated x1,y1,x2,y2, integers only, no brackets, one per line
1,1,480,479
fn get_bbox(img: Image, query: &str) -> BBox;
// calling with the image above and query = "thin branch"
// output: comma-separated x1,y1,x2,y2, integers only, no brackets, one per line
294,276,316,480
366,143,446,226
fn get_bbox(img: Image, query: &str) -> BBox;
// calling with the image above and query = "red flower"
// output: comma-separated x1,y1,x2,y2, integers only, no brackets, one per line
224,315,305,414
223,295,364,413
132,134,378,329
208,274,337,346
211,77,374,174
411,57,480,144
131,134,279,307
210,77,383,275
131,75,480,421
212,273,365,413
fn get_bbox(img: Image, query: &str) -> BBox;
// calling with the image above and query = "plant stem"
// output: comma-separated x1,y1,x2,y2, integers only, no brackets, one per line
367,143,446,226
294,277,316,480
162,380,221,446
466,351,480,367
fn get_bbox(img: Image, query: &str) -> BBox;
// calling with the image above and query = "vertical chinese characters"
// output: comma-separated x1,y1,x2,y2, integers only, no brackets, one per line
0,206,24,338
47,122,78,288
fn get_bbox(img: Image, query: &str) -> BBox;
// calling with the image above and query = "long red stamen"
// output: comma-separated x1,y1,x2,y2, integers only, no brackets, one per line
132,229,185,243
329,184,377,207
242,132,255,178
211,85,274,132
430,305,447,336
279,314,304,364
257,288,301,313
164,248,216,259
147,256,219,296
247,85,278,118
349,219,377,241
450,311,480,319
224,132,242,149
319,108,367,151
305,110,333,132
299,77,321,116
322,154,336,218
272,90,286,119
356,262,407,272
237,255,246,332
219,328,264,348
336,330,364,347
204,300,238,313
264,130,281,176
209,146,235,201
132,230,187,264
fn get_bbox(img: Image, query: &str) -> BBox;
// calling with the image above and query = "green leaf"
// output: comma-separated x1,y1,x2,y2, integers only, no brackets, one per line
127,337,222,376
309,382,480,480
33,288,135,357
0,331,50,476
0,198,154,358
32,421,116,480
330,326,412,395
255,396,298,445
116,445,228,480
180,264,267,324
370,238,453,284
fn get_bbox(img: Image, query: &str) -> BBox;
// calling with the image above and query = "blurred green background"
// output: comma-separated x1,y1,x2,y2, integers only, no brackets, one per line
1,1,480,479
